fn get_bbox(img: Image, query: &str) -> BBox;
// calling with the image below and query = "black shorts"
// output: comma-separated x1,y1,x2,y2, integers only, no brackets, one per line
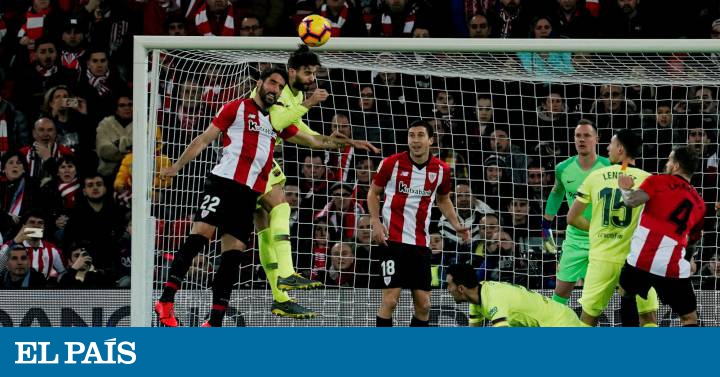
192,174,259,245
374,240,432,291
619,262,697,316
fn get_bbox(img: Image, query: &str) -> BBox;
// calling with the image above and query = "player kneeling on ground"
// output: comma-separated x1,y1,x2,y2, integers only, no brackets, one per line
446,263,585,327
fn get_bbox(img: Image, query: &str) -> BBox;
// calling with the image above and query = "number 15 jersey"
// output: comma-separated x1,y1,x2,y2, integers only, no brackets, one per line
626,174,705,278
575,165,650,264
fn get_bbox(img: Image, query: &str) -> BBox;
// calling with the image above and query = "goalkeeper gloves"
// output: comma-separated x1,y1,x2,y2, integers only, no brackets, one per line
541,218,557,254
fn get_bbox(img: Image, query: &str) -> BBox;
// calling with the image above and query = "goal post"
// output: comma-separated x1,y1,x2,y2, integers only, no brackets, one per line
132,37,720,327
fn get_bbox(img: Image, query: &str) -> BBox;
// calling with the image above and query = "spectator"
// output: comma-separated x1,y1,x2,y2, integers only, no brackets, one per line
307,218,330,280
516,16,574,75
17,0,64,59
353,157,374,210
588,84,640,144
14,38,76,118
524,90,573,161
42,85,93,160
0,90,29,154
467,13,492,38
299,153,329,211
165,12,188,36
501,188,532,247
58,241,116,288
700,253,720,290
187,0,239,36
63,173,125,273
412,25,430,37
315,182,366,241
476,155,513,212
478,229,529,287
687,123,719,175
601,0,647,38
238,16,263,36
642,101,683,173
687,86,719,130
349,85,389,145
96,94,133,179
487,127,528,184
0,244,47,289
319,241,368,288
75,48,128,127
20,117,74,183
0,151,41,240
474,213,501,258
494,0,531,38
42,155,80,242
371,0,428,37
439,182,492,255
319,0,365,37
59,16,88,72
527,164,552,202
554,0,597,38
83,0,134,75
429,232,445,287
0,209,66,283
326,113,356,183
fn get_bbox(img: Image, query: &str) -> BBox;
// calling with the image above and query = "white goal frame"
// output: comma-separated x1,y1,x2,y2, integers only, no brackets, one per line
131,36,720,327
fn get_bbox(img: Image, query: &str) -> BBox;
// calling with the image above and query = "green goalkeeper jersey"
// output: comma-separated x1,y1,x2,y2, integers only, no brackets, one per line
545,156,611,243
575,164,650,264
468,281,584,327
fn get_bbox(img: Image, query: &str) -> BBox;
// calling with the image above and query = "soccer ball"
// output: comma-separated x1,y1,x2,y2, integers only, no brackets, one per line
297,14,332,47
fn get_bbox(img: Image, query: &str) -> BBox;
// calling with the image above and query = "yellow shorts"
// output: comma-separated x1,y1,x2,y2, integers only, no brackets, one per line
579,259,659,317
256,159,286,209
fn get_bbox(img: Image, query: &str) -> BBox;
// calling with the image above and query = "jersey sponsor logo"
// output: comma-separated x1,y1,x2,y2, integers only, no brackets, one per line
247,119,277,138
401,171,409,177
428,172,437,183
488,306,498,318
398,181,432,196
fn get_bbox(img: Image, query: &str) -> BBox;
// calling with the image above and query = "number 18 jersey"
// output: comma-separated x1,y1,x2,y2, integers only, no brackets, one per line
575,165,651,264
626,174,705,278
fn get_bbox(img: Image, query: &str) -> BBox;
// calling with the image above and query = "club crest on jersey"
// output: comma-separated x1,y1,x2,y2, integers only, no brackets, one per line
399,181,432,196
201,210,209,218
384,276,392,286
428,172,437,183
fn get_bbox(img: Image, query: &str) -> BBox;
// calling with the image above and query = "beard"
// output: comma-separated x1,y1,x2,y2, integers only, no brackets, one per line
257,87,277,107
292,79,311,92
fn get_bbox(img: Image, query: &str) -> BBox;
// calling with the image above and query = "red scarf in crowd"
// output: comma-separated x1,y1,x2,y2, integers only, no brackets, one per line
58,178,79,209
310,245,328,281
380,8,415,37
0,111,8,153
194,2,235,36
18,6,51,41
86,69,111,96
62,49,85,71
320,1,349,37
585,0,599,17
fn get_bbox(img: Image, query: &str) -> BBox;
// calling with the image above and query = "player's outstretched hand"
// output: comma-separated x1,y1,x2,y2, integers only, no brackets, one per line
541,218,557,254
349,139,381,154
618,174,634,190
160,165,179,180
371,218,388,246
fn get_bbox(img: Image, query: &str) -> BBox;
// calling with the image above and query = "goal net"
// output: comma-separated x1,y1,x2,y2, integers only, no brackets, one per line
132,37,720,327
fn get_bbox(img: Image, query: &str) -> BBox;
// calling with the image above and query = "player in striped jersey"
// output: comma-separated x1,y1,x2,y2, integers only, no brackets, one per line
567,129,659,326
253,46,379,318
542,121,611,305
446,263,585,327
155,67,369,326
368,120,469,327
618,146,705,326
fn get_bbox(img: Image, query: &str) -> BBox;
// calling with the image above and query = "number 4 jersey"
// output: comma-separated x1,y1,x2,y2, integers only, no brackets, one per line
575,164,650,264
626,174,705,278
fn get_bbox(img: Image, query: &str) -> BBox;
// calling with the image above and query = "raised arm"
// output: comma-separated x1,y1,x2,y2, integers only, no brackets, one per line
618,174,649,208
367,183,387,246
285,130,380,153
161,124,221,178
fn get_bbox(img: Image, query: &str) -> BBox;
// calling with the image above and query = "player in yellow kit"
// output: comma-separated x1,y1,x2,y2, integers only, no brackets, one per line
567,129,658,327
255,46,379,318
446,264,585,327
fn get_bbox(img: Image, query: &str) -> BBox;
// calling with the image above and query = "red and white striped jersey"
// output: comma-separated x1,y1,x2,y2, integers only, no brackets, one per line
626,174,705,278
210,98,298,193
1,240,66,279
372,152,451,247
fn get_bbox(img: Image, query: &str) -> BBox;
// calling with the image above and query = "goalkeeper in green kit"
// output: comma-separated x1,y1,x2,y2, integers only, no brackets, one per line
542,120,610,305
255,45,380,318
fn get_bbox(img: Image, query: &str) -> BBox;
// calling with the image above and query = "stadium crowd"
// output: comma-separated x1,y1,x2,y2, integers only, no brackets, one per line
0,0,718,294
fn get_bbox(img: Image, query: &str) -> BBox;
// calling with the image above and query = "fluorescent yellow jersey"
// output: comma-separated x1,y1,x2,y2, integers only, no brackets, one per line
251,86,319,138
468,281,584,327
575,164,650,264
